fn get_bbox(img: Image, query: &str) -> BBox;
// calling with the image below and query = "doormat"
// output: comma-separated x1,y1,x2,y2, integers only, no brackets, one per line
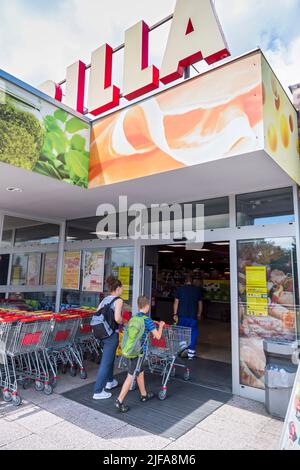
62,372,231,440
184,358,232,393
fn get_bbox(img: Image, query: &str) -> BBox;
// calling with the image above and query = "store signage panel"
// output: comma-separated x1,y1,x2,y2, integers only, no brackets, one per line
89,52,264,188
39,0,230,116
262,56,300,185
0,78,90,188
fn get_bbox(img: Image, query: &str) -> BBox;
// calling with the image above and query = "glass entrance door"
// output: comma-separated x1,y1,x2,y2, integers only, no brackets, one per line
237,237,299,391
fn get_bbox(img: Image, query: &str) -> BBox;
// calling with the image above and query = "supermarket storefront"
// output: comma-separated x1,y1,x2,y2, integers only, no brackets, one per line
0,45,300,403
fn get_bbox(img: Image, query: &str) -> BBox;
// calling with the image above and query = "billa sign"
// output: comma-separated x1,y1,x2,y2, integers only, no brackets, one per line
39,0,230,116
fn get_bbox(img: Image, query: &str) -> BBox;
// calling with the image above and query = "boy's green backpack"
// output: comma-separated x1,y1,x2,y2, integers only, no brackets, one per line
121,315,147,358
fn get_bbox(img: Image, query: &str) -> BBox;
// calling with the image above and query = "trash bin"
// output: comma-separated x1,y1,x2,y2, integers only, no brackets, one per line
263,340,298,419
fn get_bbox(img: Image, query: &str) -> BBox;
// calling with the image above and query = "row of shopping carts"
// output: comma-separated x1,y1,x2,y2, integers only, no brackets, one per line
118,324,192,400
0,308,100,406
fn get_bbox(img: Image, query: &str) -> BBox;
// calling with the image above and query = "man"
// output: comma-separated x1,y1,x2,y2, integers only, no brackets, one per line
173,274,203,360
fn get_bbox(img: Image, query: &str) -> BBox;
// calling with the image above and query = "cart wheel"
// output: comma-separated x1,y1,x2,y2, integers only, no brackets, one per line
80,370,87,380
12,395,22,407
183,369,190,381
35,381,45,392
170,368,176,377
44,384,53,396
3,391,12,402
69,367,77,377
158,389,167,401
22,379,31,390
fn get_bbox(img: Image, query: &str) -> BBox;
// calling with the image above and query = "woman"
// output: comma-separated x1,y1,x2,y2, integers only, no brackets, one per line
92,276,123,400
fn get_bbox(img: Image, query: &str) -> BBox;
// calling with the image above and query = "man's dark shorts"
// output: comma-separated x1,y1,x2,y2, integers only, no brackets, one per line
128,356,144,376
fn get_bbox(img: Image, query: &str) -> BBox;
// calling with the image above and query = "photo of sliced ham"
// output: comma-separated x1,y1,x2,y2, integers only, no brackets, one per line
88,53,263,188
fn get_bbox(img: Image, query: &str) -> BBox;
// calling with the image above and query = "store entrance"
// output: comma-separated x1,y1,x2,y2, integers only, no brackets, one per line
143,242,232,392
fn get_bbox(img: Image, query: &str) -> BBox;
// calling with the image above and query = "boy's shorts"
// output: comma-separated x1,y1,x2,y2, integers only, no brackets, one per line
128,357,144,376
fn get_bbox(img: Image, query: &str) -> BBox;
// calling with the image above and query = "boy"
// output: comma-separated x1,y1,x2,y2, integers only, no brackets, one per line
115,296,165,413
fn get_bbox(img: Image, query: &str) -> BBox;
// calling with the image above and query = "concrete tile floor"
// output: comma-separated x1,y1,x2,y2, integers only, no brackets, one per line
0,362,283,451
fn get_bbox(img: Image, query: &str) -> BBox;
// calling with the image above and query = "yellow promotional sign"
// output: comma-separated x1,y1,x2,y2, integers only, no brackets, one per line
118,267,131,301
62,252,81,290
246,266,268,317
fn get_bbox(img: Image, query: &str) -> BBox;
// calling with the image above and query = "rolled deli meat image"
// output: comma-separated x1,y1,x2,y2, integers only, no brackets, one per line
89,54,264,188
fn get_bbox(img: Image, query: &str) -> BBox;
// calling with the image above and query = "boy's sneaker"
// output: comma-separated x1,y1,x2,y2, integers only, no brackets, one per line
140,391,155,402
106,379,118,390
115,399,130,413
93,390,112,400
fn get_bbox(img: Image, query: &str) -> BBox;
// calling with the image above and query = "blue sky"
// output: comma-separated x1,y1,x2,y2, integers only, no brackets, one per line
0,0,299,96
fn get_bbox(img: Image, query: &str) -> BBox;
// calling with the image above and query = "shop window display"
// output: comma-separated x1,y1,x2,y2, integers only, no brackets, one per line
61,247,134,311
238,237,299,390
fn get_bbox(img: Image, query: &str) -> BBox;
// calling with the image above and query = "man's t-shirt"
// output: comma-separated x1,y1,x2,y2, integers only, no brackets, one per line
175,285,202,319
137,312,156,352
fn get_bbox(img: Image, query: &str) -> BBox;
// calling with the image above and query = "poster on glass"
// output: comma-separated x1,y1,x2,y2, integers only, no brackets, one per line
82,250,105,292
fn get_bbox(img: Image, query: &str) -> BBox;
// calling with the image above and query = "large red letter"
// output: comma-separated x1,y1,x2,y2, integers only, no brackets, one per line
123,20,159,101
38,80,63,102
160,0,230,85
65,60,86,114
88,44,120,116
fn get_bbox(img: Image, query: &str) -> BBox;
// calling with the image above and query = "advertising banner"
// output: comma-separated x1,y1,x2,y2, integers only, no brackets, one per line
62,251,81,290
0,79,90,188
89,52,263,188
43,252,58,286
82,250,105,292
118,267,131,301
245,266,268,317
280,363,300,450
262,56,300,185
27,253,41,286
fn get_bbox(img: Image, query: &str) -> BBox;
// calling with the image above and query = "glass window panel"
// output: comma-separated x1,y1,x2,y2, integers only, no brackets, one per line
15,223,59,246
1,216,59,246
0,229,13,248
66,197,230,242
238,237,299,390
236,187,294,226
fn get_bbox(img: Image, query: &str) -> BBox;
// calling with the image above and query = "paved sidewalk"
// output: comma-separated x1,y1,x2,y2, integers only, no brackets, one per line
0,363,283,450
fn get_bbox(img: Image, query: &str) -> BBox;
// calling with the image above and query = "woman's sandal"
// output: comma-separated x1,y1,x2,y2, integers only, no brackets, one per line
140,391,155,402
115,399,130,413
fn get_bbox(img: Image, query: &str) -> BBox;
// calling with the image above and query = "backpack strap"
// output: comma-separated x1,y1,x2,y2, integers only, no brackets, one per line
108,296,121,307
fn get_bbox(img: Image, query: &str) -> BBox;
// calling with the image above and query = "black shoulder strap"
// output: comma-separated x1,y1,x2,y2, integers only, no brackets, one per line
108,296,121,307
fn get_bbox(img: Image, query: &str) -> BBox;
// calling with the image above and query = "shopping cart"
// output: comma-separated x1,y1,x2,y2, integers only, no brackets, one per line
45,314,81,383
146,325,191,400
77,312,101,362
0,315,52,406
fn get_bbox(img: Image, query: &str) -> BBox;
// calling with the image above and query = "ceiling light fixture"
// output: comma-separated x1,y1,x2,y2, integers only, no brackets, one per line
90,231,117,236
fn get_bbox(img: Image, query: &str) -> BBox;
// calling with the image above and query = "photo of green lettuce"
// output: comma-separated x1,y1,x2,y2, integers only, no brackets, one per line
34,109,90,188
0,95,90,188
0,100,44,170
